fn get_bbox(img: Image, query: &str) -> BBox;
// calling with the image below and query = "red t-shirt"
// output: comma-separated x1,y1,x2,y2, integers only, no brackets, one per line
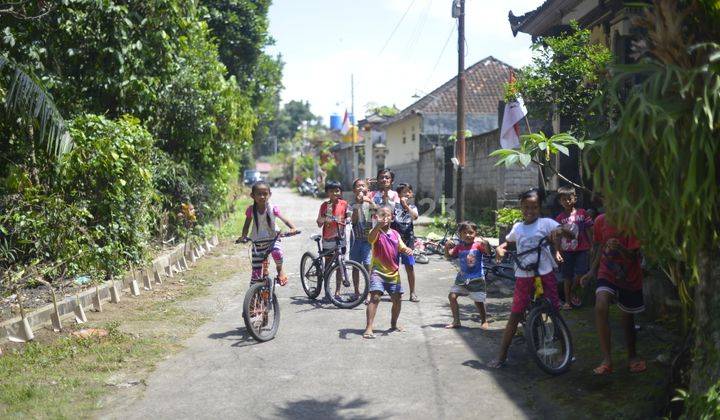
555,208,593,252
593,214,643,291
318,199,349,240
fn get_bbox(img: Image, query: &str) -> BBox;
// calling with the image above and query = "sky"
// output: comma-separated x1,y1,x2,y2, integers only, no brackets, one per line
267,0,543,124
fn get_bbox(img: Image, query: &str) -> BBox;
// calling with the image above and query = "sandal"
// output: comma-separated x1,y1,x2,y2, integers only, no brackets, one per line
561,303,573,310
488,359,506,369
362,332,375,339
628,359,647,373
445,323,461,329
409,293,420,302
571,295,582,307
592,364,613,375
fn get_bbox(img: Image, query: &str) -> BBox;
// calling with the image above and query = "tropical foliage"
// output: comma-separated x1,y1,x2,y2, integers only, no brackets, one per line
0,1,281,289
589,0,720,415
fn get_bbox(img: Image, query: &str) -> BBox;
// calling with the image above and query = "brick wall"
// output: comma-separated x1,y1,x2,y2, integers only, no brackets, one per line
388,161,418,193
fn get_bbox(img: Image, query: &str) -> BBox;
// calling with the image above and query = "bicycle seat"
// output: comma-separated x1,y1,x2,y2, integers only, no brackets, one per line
310,234,322,242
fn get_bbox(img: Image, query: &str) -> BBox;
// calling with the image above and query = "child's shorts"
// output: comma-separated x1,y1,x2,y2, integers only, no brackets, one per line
449,283,486,302
369,273,404,295
560,250,589,280
596,279,645,314
511,272,561,314
349,239,371,265
322,237,346,254
400,253,415,266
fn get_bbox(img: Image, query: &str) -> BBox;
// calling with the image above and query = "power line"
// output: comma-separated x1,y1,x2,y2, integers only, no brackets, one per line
378,0,418,55
406,0,433,52
422,20,457,92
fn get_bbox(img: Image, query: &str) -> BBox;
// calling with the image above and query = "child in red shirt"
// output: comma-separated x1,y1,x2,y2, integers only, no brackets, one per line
581,213,646,375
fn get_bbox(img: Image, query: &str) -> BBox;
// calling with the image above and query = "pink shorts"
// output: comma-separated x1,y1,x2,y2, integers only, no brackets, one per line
511,272,561,314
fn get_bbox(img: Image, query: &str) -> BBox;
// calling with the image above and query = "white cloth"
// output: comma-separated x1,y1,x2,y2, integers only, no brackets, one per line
506,218,560,277
500,96,528,149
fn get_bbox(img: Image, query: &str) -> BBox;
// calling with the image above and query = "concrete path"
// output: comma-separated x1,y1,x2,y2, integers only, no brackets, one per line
102,188,549,420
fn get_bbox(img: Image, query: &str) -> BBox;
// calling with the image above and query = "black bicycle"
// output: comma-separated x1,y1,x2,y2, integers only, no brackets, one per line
482,248,516,282
504,237,574,375
237,230,300,342
299,219,369,309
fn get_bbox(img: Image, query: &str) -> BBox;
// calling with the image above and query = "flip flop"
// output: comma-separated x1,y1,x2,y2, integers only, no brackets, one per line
277,274,288,286
629,359,647,373
390,325,406,332
445,323,461,329
571,296,582,307
592,364,613,375
362,332,375,339
488,359,506,369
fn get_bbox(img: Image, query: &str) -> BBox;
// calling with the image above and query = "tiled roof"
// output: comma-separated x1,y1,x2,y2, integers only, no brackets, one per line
383,56,513,127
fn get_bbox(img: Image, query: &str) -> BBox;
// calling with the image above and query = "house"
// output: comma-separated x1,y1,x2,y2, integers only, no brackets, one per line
359,111,390,179
509,0,645,66
380,56,515,192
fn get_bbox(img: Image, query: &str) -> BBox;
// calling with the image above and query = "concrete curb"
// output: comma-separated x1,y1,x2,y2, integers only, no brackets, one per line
1,235,220,344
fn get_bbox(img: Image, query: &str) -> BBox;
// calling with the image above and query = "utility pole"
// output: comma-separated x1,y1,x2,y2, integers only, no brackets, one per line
350,74,357,181
454,0,466,224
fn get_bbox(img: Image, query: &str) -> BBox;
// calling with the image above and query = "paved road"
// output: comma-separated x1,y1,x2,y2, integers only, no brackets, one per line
104,188,548,420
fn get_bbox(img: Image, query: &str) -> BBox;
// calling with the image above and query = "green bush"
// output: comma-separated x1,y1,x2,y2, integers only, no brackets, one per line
60,115,155,275
496,207,522,226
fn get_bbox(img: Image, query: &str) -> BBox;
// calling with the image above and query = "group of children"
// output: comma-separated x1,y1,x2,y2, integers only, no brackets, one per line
240,175,646,375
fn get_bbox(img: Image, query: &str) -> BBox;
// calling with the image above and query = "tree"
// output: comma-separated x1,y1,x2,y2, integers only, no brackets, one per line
511,21,611,138
591,0,720,415
270,100,317,150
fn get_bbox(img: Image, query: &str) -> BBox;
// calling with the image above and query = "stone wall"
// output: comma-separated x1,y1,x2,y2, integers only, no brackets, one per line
414,129,538,215
388,161,418,193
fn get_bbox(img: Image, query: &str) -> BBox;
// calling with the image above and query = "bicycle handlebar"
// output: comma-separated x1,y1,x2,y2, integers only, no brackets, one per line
235,230,302,245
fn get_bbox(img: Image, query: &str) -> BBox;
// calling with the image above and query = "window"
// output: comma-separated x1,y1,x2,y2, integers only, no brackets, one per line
412,134,416,141
403,136,406,144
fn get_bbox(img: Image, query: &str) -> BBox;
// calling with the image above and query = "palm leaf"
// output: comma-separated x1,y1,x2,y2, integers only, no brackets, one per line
0,55,72,158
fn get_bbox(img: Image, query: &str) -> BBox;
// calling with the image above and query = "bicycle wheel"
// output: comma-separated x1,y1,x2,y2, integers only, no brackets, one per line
523,302,573,375
242,282,280,342
300,251,323,299
415,252,430,264
325,260,369,309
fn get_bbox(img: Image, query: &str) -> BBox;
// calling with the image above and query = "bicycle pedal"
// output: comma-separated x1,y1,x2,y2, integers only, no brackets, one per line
342,280,351,287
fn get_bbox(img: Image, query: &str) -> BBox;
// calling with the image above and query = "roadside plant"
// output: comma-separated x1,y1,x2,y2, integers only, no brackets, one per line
489,131,594,192
495,208,522,227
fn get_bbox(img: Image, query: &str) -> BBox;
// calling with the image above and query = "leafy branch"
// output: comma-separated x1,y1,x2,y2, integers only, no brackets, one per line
489,131,594,193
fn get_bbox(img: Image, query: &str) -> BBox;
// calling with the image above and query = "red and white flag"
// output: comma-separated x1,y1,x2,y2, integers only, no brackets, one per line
340,110,351,135
500,72,527,149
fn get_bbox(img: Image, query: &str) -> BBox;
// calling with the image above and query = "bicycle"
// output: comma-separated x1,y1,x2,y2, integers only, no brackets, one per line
482,248,516,282
299,218,369,309
237,230,300,342
418,221,456,256
503,237,574,375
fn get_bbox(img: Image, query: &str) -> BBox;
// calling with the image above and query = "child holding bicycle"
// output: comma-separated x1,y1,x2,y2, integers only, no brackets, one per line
489,188,573,368
240,182,297,285
444,221,491,329
317,181,351,298
363,205,413,339
580,213,646,375
555,186,594,309
391,183,420,302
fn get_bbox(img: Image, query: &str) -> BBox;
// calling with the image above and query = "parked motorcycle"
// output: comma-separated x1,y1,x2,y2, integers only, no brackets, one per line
298,178,319,198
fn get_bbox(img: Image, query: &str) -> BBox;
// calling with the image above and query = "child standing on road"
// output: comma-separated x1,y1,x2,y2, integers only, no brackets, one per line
350,178,375,295
363,206,413,339
444,221,491,329
581,213,646,375
391,183,420,302
489,189,574,368
240,182,297,285
370,169,400,207
555,186,594,309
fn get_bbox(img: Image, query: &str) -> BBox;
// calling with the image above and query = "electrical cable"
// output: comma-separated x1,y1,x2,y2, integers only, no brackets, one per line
378,0,418,55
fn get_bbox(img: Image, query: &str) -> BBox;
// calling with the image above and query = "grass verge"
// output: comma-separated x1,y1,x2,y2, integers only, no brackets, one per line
0,198,252,418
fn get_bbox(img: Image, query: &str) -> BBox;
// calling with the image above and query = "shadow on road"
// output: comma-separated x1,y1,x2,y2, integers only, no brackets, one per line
271,396,388,420
207,327,259,347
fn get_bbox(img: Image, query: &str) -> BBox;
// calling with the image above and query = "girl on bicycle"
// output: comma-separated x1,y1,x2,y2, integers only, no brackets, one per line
240,182,297,285
489,188,574,368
